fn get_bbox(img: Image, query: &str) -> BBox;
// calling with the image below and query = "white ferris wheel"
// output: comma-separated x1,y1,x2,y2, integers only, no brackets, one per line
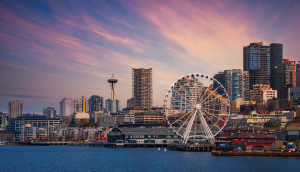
164,73,230,144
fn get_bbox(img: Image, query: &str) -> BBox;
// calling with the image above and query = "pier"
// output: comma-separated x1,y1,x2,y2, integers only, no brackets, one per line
211,150,300,157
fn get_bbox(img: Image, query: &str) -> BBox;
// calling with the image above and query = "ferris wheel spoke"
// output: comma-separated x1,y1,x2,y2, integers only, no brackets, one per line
199,110,214,140
176,110,196,134
201,109,223,121
170,111,193,126
200,85,221,104
202,111,221,131
182,110,198,144
201,93,226,106
198,87,209,103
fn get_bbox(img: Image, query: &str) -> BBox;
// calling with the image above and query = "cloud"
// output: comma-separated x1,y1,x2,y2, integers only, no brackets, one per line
0,94,45,99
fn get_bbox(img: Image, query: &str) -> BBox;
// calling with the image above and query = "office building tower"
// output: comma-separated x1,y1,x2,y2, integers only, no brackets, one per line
297,62,300,87
243,42,270,90
43,107,56,118
73,98,83,113
8,100,23,119
106,99,119,113
283,59,296,87
59,97,73,118
214,69,249,102
132,68,152,110
270,43,284,92
89,95,103,113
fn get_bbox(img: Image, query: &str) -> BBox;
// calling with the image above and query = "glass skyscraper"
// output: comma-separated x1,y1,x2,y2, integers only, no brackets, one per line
214,69,249,102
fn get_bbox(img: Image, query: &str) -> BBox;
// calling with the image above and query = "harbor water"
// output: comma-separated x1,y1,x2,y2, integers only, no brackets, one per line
1,146,300,172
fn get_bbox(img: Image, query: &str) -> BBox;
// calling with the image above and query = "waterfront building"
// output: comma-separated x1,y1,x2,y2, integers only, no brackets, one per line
7,116,62,141
214,69,249,102
132,68,152,110
97,114,117,128
89,95,103,113
270,43,284,92
43,107,56,118
296,62,300,87
275,123,300,148
249,84,277,103
8,100,23,119
243,42,270,89
59,97,73,118
283,59,296,87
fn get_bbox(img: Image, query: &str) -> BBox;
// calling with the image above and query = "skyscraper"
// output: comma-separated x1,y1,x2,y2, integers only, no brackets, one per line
59,97,73,118
297,61,300,87
8,100,23,119
270,43,284,92
243,42,270,90
214,69,249,102
43,107,56,118
132,68,153,110
89,95,103,113
73,98,83,113
283,59,296,87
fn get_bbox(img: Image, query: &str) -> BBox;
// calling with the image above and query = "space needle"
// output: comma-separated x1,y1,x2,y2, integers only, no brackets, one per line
107,74,118,100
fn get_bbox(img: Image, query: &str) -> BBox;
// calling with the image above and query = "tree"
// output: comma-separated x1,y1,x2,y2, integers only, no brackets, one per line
69,118,77,127
264,120,274,127
274,122,280,127
83,122,89,128
90,122,96,127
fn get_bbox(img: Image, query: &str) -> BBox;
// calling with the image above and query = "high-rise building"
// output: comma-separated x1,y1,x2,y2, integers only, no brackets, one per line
283,59,296,87
297,61,300,87
89,95,103,113
106,99,119,113
59,97,73,118
243,42,270,90
8,100,23,119
73,98,83,113
132,68,152,110
214,69,249,102
270,43,284,92
43,107,56,118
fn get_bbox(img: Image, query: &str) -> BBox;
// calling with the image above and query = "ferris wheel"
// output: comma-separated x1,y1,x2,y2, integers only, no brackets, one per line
164,73,230,144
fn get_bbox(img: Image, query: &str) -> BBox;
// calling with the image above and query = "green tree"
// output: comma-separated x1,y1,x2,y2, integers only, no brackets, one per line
83,122,89,128
69,118,77,127
264,120,274,127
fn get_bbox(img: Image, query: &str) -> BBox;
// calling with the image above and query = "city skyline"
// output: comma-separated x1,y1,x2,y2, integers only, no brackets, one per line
0,0,300,113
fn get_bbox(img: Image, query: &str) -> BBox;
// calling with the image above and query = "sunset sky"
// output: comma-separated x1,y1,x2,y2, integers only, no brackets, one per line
0,0,299,113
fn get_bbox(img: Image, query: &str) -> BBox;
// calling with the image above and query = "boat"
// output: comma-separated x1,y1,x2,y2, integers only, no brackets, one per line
0,139,4,146
158,147,160,150
164,148,167,151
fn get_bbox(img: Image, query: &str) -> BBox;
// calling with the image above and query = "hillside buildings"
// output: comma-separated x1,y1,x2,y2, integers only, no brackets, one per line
8,100,23,119
249,84,277,103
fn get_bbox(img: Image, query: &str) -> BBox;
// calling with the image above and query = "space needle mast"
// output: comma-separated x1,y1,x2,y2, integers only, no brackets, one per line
107,74,118,100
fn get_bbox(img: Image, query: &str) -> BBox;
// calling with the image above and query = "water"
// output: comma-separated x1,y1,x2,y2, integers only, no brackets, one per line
1,146,300,172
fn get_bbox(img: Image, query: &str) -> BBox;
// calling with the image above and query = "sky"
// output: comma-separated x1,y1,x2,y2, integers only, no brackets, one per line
0,0,299,114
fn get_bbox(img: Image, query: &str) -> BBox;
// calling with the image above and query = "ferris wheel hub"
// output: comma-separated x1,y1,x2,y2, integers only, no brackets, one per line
196,104,201,110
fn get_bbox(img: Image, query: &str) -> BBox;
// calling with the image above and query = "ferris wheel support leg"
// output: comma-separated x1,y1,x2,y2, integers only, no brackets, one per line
182,110,198,144
199,111,214,143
